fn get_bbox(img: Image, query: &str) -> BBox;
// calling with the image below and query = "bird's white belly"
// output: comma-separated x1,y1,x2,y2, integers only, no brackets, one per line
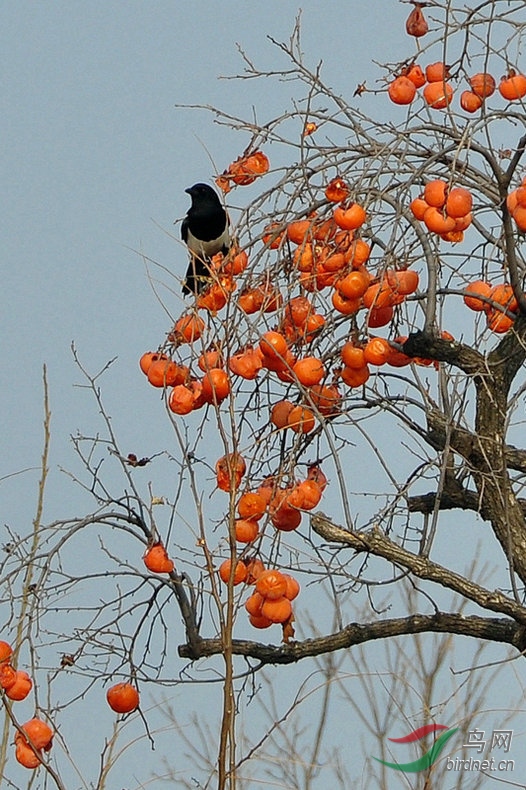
187,227,229,257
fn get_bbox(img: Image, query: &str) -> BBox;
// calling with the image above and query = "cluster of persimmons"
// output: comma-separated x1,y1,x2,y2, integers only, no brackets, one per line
506,178,526,234
0,639,52,768
388,63,526,111
0,640,33,705
387,1,526,111
409,178,473,241
215,457,326,632
463,279,523,334
215,150,270,194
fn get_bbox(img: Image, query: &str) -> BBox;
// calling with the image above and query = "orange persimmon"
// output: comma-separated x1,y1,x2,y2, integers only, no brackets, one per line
107,682,140,714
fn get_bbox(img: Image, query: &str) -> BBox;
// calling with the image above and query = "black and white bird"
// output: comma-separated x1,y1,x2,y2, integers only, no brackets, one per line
181,183,230,296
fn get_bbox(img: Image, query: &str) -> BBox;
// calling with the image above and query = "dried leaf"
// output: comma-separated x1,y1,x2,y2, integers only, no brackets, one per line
282,616,295,643
406,4,428,37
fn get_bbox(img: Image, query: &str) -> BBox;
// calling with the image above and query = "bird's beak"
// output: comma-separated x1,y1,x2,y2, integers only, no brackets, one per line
184,187,192,195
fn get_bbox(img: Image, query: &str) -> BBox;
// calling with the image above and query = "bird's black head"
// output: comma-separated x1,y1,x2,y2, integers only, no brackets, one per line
185,183,221,206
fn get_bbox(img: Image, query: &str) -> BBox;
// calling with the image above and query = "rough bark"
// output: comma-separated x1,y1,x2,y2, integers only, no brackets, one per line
179,613,526,665
403,317,526,584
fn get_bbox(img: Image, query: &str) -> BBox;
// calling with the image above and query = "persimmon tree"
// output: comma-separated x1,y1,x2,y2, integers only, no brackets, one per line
2,2,526,788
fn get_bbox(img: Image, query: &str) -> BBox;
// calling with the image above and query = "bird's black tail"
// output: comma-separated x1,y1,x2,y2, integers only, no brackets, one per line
182,255,212,296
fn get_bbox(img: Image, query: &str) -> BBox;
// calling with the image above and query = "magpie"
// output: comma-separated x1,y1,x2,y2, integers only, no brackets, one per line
181,183,230,296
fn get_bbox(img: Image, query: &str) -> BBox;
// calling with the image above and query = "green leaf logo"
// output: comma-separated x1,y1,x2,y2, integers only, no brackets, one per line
373,726,458,773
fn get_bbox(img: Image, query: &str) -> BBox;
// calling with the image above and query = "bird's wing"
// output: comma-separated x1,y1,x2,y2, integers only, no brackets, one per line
181,215,189,243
